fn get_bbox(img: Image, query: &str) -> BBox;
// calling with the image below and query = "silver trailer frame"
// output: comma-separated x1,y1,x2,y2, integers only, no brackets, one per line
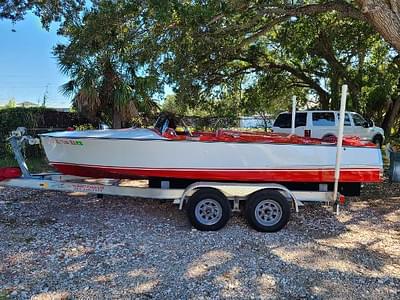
1,173,337,212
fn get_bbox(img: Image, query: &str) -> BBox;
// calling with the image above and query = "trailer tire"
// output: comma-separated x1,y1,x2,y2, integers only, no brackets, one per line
187,188,231,231
245,190,290,232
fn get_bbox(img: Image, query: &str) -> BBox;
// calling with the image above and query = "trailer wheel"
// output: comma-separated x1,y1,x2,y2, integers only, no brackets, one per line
245,190,290,232
187,188,231,231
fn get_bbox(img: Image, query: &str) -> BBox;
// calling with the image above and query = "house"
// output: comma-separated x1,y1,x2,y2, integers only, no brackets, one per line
17,101,39,108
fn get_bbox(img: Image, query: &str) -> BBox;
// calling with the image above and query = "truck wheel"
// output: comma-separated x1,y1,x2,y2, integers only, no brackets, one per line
372,135,383,148
245,190,290,232
187,188,231,231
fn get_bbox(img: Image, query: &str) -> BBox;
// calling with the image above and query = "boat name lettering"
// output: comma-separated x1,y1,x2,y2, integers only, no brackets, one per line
55,139,84,146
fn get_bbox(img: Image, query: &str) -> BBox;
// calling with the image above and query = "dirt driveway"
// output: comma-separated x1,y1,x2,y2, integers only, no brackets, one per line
0,182,399,299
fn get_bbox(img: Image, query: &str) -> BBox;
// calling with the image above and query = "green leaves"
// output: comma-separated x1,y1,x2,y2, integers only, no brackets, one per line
156,0,398,122
0,0,85,30
7,0,399,132
55,0,164,127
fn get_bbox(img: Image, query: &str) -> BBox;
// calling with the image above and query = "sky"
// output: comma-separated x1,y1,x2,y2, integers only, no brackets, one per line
0,14,173,108
0,14,72,108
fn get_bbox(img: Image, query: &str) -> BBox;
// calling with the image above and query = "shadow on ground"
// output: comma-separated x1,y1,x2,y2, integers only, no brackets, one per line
0,182,399,299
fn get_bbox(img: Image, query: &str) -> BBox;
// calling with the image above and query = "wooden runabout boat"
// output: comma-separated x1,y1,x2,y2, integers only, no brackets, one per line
40,115,383,190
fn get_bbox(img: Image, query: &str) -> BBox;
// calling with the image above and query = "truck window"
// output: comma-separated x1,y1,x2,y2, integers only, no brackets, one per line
312,112,335,126
295,113,307,127
274,113,307,128
337,113,351,126
352,113,366,127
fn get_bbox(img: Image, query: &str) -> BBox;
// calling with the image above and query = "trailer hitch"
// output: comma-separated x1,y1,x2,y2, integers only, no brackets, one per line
7,127,40,178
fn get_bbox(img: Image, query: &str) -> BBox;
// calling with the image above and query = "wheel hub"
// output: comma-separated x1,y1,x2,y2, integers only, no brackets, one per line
195,199,223,225
255,199,282,226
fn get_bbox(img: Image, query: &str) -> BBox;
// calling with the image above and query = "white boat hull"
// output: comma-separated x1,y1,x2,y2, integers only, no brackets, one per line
40,129,382,183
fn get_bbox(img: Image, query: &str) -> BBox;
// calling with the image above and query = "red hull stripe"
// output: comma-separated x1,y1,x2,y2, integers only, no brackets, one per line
51,163,382,183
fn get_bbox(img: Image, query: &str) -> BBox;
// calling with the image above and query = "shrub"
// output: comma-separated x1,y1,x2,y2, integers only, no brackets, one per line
0,107,94,157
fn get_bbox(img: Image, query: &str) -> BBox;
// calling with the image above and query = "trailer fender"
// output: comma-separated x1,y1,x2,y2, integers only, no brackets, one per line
178,182,298,212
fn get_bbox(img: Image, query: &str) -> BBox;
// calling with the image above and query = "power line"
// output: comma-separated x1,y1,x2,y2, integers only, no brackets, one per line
0,86,55,89
0,75,58,77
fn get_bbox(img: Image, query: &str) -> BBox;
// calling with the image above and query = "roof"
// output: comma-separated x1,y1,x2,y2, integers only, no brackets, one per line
17,101,39,107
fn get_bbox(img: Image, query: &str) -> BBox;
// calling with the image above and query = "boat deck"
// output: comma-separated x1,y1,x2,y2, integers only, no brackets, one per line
160,129,377,147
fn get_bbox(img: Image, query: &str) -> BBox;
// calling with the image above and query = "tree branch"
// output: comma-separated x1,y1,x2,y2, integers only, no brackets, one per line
241,1,365,46
257,1,365,20
240,16,288,46
356,0,400,52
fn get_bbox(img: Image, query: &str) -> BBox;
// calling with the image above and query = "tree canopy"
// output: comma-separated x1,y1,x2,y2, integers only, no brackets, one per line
2,0,400,133
151,1,399,133
3,1,399,51
55,1,162,128
0,0,84,29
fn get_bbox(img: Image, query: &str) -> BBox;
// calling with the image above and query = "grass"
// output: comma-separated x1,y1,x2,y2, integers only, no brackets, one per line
0,155,52,173
0,291,9,300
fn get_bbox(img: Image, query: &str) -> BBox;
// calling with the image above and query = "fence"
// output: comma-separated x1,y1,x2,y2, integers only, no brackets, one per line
0,107,94,158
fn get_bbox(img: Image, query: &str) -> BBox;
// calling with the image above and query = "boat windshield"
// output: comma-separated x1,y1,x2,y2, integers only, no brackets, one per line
154,113,177,134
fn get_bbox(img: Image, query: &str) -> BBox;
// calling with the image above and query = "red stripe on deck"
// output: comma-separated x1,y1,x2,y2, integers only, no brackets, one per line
51,163,382,183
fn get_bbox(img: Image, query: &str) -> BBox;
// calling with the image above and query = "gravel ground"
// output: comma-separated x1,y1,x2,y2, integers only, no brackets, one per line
0,182,399,299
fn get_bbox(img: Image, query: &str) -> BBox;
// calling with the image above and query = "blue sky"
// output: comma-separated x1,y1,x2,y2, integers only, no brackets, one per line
0,14,173,108
0,14,71,107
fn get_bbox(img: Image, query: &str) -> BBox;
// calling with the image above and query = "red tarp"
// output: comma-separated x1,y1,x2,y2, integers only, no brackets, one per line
162,129,376,147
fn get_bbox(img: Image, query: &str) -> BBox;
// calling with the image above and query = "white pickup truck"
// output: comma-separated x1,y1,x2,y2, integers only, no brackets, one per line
272,110,385,147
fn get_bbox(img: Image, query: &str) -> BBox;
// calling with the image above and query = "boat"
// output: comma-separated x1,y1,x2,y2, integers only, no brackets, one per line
39,114,383,192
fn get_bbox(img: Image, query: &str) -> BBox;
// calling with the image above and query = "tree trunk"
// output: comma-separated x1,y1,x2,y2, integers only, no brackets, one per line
259,112,269,132
319,92,330,110
348,84,361,112
356,0,400,53
381,97,400,137
112,106,122,129
382,76,400,136
330,74,340,110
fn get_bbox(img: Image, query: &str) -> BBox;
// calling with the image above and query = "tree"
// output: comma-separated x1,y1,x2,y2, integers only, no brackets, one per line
5,97,16,108
0,0,84,29
266,13,398,113
4,0,400,133
41,85,48,107
202,0,400,53
2,1,400,53
243,70,308,127
356,0,400,52
162,94,188,115
155,1,399,134
55,1,162,128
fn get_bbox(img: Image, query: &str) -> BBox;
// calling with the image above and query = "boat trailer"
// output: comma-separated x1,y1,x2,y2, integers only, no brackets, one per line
0,127,343,232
